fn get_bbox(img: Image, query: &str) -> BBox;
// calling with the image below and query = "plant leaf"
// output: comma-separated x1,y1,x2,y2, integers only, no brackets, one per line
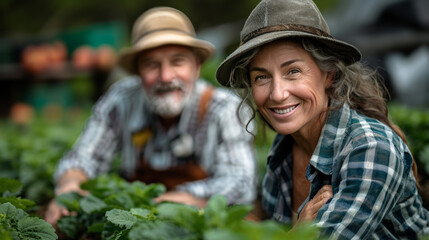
204,229,246,240
0,178,22,197
55,192,82,212
0,197,35,211
225,204,253,226
130,208,151,219
57,215,80,238
17,216,57,240
105,209,138,229
156,202,200,230
204,195,228,228
0,202,28,221
129,221,198,240
87,222,104,233
80,194,107,214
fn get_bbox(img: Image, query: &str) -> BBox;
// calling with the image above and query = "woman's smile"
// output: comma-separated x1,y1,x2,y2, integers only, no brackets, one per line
270,103,300,115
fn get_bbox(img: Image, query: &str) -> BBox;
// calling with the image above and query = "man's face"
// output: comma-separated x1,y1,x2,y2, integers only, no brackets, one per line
137,45,201,118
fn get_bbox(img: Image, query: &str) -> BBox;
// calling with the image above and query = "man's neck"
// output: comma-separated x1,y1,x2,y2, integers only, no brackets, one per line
157,115,180,131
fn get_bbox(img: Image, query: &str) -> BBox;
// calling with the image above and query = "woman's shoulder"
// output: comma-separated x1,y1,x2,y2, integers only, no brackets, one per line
346,108,411,160
348,109,398,142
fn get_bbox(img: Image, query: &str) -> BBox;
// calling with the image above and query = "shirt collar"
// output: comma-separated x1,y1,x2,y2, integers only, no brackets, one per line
309,103,351,175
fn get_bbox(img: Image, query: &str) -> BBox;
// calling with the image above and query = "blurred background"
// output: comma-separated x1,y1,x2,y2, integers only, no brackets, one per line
1,0,428,207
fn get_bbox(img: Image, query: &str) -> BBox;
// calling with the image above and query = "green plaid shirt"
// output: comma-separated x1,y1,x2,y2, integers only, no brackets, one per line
262,103,429,239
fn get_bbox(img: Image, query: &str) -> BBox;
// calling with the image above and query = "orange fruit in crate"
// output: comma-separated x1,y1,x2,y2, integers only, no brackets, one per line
72,45,95,70
9,103,35,125
21,45,49,74
95,45,117,71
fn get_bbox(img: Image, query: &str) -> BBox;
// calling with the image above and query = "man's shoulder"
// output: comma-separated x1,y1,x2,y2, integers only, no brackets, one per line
196,80,240,105
108,75,143,93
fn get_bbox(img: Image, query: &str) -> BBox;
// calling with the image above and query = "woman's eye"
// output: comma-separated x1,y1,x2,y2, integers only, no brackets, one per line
251,74,271,86
253,74,270,83
255,75,267,81
288,68,300,75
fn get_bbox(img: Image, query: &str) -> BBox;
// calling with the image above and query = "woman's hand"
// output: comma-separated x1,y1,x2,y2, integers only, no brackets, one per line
154,191,208,209
296,185,332,225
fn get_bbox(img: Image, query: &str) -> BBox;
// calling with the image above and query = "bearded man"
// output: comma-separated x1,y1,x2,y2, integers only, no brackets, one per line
45,7,256,225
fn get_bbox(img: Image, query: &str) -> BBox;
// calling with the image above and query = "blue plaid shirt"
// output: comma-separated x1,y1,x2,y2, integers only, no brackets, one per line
262,103,429,239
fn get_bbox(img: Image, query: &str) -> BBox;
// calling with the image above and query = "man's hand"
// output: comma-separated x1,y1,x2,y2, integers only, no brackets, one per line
295,185,332,225
44,169,88,225
154,191,208,209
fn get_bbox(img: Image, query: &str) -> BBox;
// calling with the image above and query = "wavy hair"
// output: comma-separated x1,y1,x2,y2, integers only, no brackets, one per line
228,38,420,185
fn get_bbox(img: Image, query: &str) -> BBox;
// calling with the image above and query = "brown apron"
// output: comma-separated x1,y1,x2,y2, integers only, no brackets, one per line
130,87,214,190
132,160,208,190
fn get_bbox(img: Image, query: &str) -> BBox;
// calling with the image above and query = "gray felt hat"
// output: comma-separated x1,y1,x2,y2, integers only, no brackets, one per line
216,0,361,87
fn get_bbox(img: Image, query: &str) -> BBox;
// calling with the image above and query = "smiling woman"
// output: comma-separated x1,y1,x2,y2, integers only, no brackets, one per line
215,0,429,239
249,40,333,139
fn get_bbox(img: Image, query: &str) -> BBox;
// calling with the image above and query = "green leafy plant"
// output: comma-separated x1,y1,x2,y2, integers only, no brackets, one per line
388,103,429,176
102,194,324,240
0,109,89,204
0,177,57,240
55,173,165,239
55,173,324,240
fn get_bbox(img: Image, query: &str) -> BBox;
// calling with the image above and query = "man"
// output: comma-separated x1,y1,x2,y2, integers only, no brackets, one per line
45,7,256,224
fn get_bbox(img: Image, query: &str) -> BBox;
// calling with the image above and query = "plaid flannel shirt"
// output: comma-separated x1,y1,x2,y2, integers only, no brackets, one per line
262,103,429,239
55,76,257,204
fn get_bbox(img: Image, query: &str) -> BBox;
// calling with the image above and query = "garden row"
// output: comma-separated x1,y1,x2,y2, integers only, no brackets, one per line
1,103,429,239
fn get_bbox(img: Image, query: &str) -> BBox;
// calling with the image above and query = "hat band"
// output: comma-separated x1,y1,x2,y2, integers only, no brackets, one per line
133,28,194,44
240,24,332,45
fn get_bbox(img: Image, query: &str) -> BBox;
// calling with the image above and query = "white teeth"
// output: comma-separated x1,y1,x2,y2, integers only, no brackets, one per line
274,105,296,114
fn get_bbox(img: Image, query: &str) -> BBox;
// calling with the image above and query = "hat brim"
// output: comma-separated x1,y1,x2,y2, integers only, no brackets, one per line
216,31,361,88
118,30,215,75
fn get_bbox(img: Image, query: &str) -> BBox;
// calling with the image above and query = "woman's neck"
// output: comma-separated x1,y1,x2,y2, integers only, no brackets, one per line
291,109,328,156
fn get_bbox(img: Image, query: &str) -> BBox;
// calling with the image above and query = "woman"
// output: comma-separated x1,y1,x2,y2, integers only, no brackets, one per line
216,0,429,239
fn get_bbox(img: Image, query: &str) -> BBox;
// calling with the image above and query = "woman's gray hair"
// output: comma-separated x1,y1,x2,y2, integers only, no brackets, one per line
228,49,260,134
229,37,421,192
229,38,391,132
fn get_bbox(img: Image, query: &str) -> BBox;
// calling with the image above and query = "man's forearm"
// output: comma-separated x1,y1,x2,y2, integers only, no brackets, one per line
55,168,88,195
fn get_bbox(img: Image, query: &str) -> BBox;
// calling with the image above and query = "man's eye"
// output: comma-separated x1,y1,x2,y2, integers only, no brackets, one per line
141,61,158,69
172,58,186,65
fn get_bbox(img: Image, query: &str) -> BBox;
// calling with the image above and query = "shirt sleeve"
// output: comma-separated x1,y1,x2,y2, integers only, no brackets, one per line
176,98,257,205
315,138,408,239
53,92,122,182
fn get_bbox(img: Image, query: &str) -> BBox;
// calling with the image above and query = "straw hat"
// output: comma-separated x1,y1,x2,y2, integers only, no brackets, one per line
118,7,215,74
216,0,361,87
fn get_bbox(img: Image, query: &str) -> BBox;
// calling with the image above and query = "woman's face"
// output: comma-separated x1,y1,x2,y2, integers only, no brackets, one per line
249,40,332,136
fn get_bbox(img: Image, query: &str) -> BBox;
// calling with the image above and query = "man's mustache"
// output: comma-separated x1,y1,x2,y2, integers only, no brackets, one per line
151,79,185,94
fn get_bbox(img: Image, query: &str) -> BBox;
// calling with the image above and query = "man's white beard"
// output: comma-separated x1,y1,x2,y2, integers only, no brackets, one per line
143,79,193,118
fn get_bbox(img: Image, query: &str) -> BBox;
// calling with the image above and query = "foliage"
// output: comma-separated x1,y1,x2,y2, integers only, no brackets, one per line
388,103,429,176
55,173,166,239
0,177,35,212
0,108,89,205
55,173,324,240
200,58,222,87
0,178,57,240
